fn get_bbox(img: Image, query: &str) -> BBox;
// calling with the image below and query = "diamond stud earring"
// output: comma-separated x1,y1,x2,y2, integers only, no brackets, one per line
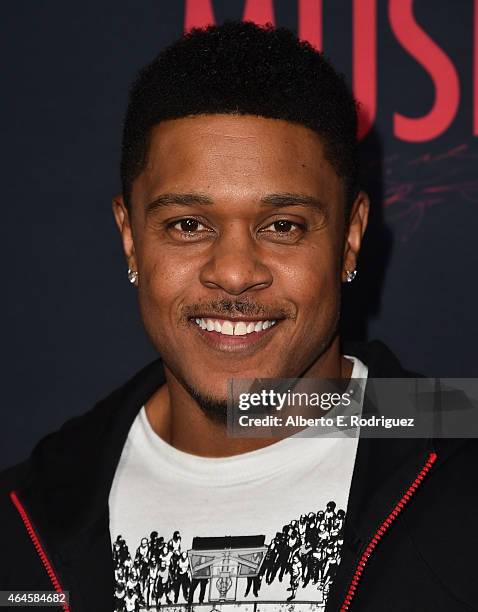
127,268,138,286
345,269,357,283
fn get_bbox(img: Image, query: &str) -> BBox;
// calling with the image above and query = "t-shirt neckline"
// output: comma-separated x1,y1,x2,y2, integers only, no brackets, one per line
130,354,368,486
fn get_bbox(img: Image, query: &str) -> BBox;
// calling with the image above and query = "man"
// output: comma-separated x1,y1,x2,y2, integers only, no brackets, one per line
0,20,476,612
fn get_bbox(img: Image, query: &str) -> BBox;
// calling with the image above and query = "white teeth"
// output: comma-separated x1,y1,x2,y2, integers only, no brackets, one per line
234,322,248,336
222,321,234,335
194,318,278,335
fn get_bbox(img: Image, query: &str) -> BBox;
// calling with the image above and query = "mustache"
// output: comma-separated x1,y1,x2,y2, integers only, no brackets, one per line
182,297,295,320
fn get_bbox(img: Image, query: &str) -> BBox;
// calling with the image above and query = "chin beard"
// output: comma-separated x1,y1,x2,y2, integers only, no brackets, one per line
182,380,228,426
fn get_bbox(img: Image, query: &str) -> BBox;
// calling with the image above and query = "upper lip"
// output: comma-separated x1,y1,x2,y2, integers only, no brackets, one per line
189,314,284,322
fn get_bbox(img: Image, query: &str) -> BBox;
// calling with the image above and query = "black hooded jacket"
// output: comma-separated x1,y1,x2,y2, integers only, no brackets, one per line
0,340,476,611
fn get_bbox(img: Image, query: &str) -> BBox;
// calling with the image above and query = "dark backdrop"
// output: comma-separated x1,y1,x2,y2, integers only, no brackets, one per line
2,0,476,469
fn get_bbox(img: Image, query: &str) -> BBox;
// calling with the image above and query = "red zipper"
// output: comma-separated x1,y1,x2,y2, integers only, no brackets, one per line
339,451,438,611
10,490,71,612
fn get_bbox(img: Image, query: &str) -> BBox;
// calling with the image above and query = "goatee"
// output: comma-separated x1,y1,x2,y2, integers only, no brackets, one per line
183,381,228,426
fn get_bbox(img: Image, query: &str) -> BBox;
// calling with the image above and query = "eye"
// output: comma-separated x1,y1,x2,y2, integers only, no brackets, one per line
172,218,207,233
166,217,215,241
268,220,297,233
260,219,306,239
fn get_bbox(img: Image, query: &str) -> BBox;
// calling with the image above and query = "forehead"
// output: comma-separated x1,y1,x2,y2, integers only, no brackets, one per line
131,114,343,208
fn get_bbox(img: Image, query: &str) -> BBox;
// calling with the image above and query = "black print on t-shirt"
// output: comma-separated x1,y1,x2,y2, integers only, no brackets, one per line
112,501,345,611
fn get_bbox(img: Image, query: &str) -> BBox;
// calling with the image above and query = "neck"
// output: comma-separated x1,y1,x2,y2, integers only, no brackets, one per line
145,335,352,458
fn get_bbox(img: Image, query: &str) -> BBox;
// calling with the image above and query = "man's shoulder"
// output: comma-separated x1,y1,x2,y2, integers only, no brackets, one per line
343,338,419,377
0,389,120,494
0,460,29,493
0,357,165,496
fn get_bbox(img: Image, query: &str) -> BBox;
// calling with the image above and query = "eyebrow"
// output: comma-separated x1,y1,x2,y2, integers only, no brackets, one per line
260,193,327,215
145,192,214,214
145,191,327,216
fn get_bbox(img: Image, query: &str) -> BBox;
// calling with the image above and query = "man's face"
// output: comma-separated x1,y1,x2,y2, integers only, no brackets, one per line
114,114,367,407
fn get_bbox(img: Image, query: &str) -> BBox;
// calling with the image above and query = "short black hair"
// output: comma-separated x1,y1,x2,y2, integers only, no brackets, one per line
121,21,359,214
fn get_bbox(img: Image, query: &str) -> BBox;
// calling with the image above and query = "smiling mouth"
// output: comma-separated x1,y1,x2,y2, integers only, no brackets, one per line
188,316,282,352
193,317,277,335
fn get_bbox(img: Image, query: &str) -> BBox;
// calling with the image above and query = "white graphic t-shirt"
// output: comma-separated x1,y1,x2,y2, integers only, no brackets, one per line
109,356,368,612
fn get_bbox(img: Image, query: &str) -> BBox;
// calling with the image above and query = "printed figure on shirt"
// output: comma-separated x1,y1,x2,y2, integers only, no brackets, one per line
111,500,346,610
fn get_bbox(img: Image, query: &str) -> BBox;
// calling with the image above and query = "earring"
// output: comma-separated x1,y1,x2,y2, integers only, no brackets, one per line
345,269,357,283
127,268,138,286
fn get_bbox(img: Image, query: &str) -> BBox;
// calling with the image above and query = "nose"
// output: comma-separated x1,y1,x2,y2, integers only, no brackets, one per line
199,224,273,295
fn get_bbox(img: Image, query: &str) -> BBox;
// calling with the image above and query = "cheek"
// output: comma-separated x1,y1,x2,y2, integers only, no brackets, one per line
136,247,198,332
276,240,342,313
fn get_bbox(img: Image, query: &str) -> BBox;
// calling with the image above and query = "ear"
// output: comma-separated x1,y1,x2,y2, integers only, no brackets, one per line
341,191,370,282
112,194,137,273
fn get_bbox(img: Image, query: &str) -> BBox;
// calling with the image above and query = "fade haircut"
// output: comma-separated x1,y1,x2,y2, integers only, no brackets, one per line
120,20,359,214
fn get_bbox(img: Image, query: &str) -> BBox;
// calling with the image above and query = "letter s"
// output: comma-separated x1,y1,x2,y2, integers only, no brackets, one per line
389,0,460,141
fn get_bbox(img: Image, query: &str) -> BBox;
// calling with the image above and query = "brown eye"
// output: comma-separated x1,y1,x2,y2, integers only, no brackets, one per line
273,220,295,233
259,218,306,242
176,218,201,232
263,220,303,233
167,218,213,241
